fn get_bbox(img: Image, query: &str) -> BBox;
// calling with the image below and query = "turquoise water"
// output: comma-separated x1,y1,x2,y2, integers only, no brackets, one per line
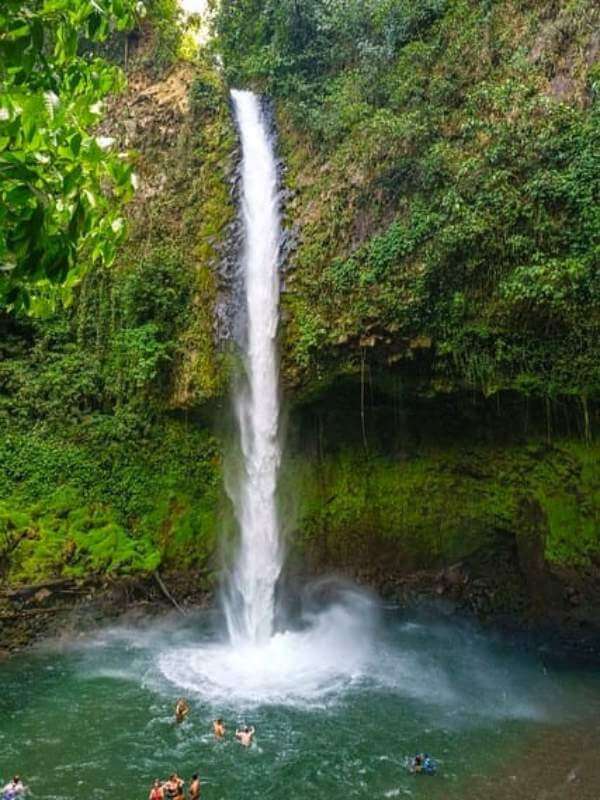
2,606,600,800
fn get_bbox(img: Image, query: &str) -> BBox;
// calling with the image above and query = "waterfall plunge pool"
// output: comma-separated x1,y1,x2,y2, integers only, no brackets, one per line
2,601,600,800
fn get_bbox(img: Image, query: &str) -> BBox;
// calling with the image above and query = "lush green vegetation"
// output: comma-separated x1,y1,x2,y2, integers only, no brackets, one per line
0,420,220,584
0,0,198,311
0,9,234,587
212,0,599,578
0,0,142,309
213,0,600,408
0,264,224,584
0,0,597,596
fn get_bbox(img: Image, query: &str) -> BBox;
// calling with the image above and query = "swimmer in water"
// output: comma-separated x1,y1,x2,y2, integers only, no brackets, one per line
235,725,255,747
163,774,184,800
213,718,226,738
189,773,201,800
173,775,185,800
148,779,164,800
1,777,26,800
175,698,189,724
411,754,423,774
162,775,178,800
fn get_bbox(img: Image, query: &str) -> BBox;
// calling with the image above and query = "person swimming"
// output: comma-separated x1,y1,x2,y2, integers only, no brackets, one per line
162,774,182,800
189,773,201,800
175,698,189,724
235,725,255,747
213,718,226,738
173,775,185,800
1,777,26,800
410,753,436,775
422,754,436,775
148,779,163,800
410,754,423,774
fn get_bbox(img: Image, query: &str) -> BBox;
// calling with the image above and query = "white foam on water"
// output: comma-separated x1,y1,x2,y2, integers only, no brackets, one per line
152,597,542,718
158,595,377,708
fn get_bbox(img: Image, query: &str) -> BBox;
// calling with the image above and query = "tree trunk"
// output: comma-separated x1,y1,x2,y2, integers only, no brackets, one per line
581,394,592,444
360,348,368,453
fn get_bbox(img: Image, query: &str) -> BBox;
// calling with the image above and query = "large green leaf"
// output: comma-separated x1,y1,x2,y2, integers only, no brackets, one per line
0,0,139,310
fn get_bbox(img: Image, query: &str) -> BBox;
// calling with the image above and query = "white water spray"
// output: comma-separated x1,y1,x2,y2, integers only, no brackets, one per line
224,90,283,645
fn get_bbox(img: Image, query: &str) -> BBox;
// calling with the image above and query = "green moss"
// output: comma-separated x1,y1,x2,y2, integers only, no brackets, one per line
3,493,162,584
5,496,159,582
171,61,237,403
290,440,600,571
0,46,237,590
537,444,600,566
0,415,222,586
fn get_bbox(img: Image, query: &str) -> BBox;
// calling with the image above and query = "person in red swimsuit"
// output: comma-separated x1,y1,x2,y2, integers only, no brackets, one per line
148,779,163,800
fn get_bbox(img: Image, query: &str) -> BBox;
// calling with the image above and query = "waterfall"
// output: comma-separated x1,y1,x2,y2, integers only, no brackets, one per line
158,108,379,697
224,89,283,645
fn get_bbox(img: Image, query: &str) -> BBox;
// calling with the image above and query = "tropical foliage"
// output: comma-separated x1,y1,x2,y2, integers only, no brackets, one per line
213,0,600,404
0,0,139,309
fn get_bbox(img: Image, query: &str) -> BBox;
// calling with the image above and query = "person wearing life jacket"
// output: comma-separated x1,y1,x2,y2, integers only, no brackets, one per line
1,777,26,800
148,779,164,800
422,754,436,774
175,698,189,724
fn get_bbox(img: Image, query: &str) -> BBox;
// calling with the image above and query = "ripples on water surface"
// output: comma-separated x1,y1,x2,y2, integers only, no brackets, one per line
1,602,600,800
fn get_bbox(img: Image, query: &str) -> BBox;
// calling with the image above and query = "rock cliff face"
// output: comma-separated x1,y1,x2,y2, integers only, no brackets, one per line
268,0,600,402
101,48,237,406
208,0,600,618
235,0,599,631
1,2,599,649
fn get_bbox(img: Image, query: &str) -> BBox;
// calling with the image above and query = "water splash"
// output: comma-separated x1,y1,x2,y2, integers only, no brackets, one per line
158,589,379,708
80,601,549,719
224,90,283,645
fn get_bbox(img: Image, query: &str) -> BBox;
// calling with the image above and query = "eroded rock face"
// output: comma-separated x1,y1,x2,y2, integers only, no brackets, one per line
97,50,237,409
528,3,600,106
100,63,196,210
213,124,244,349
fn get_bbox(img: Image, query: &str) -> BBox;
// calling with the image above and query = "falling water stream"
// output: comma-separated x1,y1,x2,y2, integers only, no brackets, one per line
224,89,283,646
154,90,386,701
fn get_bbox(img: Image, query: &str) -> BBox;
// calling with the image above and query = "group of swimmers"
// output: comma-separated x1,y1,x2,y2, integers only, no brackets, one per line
410,753,436,775
152,700,257,798
6,702,434,800
212,716,256,747
175,699,256,747
149,774,199,800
